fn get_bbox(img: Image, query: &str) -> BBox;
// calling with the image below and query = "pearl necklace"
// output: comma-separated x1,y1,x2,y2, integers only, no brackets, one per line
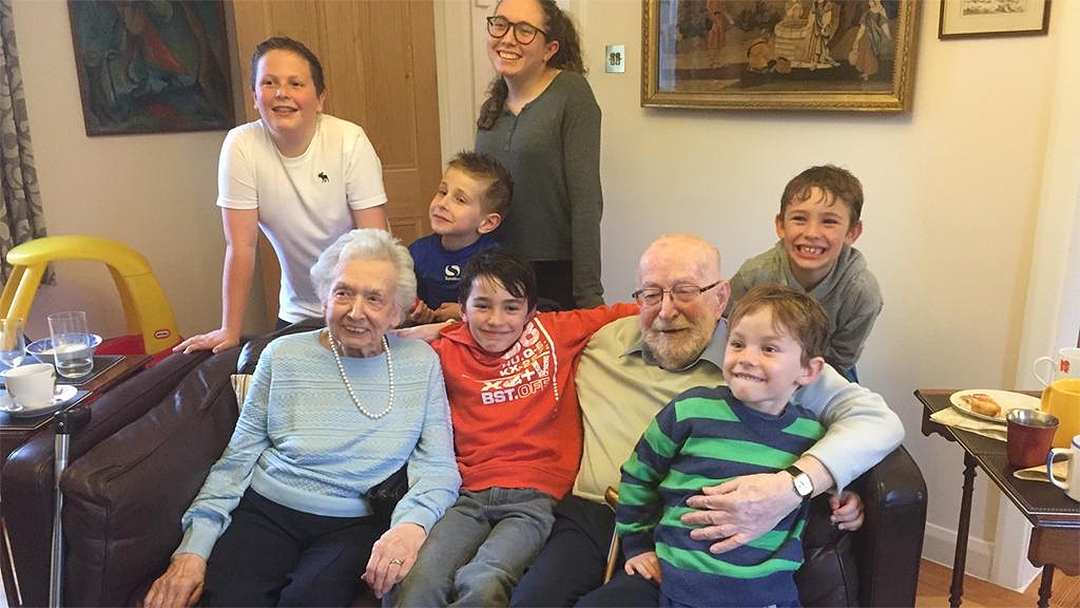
325,330,395,419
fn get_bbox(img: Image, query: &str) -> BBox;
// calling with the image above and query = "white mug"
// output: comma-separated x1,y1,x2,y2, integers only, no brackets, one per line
1032,347,1080,387
5,363,57,409
1047,434,1080,502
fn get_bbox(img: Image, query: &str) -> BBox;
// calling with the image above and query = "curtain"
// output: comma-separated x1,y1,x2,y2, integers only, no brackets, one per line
0,0,47,285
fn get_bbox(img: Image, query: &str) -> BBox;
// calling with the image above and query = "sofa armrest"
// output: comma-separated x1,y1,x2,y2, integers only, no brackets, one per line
851,445,928,607
60,348,241,607
0,350,210,608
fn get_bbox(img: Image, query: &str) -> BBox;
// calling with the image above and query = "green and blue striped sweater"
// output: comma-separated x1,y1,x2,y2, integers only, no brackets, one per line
616,385,824,607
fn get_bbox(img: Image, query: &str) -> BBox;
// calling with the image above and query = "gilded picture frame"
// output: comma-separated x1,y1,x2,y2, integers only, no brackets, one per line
642,0,920,112
938,0,1050,39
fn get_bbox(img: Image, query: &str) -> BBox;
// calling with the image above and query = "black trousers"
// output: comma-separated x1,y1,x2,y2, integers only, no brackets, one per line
532,260,575,311
510,495,657,607
203,489,384,607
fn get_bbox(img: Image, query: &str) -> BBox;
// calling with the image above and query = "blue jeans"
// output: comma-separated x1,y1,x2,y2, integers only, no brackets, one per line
390,488,556,607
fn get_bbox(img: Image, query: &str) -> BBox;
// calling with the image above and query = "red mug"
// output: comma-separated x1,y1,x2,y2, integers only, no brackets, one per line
1007,409,1059,468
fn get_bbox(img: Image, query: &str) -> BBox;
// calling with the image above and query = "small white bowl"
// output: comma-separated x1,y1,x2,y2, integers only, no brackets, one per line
25,334,103,364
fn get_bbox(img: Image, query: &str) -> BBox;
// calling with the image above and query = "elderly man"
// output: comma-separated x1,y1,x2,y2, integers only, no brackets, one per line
510,234,902,606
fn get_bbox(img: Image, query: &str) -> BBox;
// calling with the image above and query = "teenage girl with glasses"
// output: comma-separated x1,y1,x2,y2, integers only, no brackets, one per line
476,0,605,311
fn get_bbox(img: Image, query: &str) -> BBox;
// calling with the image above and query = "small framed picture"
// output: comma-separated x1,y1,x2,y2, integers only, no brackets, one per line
939,0,1051,39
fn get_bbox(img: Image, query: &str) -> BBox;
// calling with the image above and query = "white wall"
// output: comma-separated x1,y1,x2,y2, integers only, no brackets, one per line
9,0,262,343
437,0,1079,586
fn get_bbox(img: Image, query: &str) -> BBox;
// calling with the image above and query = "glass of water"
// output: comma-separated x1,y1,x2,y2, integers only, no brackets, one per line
0,316,26,369
1,318,27,411
47,311,94,379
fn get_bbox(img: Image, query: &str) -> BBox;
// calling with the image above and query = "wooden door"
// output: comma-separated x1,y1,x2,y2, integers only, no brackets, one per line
230,0,441,324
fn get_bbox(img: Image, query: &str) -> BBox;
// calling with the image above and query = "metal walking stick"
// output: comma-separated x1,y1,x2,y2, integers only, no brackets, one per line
49,404,90,608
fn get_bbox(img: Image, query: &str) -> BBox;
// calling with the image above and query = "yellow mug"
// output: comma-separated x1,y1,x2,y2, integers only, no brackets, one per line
1041,378,1080,448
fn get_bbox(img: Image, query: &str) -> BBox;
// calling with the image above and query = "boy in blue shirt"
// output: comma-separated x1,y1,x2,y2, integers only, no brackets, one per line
617,284,830,607
726,165,882,380
406,152,511,324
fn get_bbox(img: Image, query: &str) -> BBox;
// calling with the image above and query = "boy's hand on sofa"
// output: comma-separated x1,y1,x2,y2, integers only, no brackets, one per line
363,522,427,599
625,551,662,582
829,490,864,531
173,327,240,355
143,553,206,608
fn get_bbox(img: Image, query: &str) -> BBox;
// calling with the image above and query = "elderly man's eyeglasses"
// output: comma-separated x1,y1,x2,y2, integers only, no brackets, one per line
487,16,548,45
632,281,722,307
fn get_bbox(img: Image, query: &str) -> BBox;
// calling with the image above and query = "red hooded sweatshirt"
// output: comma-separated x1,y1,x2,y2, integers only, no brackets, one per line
431,304,638,499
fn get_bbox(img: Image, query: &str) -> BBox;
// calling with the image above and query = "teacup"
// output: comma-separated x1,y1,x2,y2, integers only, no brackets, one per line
1041,378,1080,448
5,363,57,410
1032,347,1080,387
1047,434,1080,502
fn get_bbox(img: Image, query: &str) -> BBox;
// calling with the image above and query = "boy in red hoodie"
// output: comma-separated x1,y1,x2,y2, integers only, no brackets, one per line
390,250,637,606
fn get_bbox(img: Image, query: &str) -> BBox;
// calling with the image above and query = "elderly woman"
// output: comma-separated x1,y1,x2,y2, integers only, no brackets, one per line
144,229,460,607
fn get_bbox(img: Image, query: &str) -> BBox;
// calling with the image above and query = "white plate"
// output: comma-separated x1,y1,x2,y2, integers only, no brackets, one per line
949,389,1040,424
0,385,78,416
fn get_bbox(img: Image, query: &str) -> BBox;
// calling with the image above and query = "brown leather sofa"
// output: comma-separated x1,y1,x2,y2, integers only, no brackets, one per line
2,323,928,606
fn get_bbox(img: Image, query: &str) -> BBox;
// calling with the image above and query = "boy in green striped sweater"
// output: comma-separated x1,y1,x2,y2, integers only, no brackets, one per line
616,284,830,607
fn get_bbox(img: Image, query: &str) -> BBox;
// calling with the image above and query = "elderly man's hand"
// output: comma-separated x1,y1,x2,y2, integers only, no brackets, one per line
362,522,426,599
143,553,206,608
680,472,801,554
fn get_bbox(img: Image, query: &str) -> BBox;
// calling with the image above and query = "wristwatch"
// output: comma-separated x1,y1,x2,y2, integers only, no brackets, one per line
785,465,813,503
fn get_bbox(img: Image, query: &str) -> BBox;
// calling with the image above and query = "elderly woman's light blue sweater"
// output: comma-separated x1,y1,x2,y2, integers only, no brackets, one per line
176,330,460,560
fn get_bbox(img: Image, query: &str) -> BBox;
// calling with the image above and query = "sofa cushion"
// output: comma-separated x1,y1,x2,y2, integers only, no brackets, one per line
60,347,242,607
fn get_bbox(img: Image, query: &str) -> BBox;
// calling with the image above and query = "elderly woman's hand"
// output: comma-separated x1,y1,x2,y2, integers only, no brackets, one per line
362,522,427,599
143,553,207,608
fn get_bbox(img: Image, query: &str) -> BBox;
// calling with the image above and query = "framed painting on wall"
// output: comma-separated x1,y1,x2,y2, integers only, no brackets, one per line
67,0,235,136
938,0,1051,38
642,0,920,112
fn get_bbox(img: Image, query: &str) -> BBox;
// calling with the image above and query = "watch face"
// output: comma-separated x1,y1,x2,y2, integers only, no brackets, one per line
794,474,813,497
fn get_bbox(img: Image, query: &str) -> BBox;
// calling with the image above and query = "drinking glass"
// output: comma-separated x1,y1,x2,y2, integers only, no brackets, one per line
47,311,94,378
0,317,27,412
0,317,26,371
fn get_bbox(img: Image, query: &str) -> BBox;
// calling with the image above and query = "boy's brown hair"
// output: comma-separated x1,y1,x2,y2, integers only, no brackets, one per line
447,151,513,217
779,165,864,226
727,284,829,366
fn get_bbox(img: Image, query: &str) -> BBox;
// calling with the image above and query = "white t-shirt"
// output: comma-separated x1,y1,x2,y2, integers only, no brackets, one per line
217,114,388,322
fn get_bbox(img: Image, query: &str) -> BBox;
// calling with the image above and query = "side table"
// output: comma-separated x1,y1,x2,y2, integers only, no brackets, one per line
1,354,150,462
917,388,1080,608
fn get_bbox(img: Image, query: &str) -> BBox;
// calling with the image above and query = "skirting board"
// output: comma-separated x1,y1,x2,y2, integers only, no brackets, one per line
922,522,1041,592
923,521,994,581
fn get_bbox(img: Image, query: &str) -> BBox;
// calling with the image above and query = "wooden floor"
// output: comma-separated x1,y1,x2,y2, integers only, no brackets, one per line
917,560,1079,608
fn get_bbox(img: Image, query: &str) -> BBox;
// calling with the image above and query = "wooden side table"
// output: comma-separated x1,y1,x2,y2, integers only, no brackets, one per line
917,388,1080,608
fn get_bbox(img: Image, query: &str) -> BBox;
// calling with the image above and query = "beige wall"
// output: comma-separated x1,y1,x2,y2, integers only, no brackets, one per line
9,0,264,343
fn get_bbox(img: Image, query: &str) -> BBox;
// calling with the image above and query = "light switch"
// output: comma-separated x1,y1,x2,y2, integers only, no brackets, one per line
605,45,625,73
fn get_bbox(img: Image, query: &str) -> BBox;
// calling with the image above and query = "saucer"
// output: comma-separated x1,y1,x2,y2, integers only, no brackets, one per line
0,384,78,416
